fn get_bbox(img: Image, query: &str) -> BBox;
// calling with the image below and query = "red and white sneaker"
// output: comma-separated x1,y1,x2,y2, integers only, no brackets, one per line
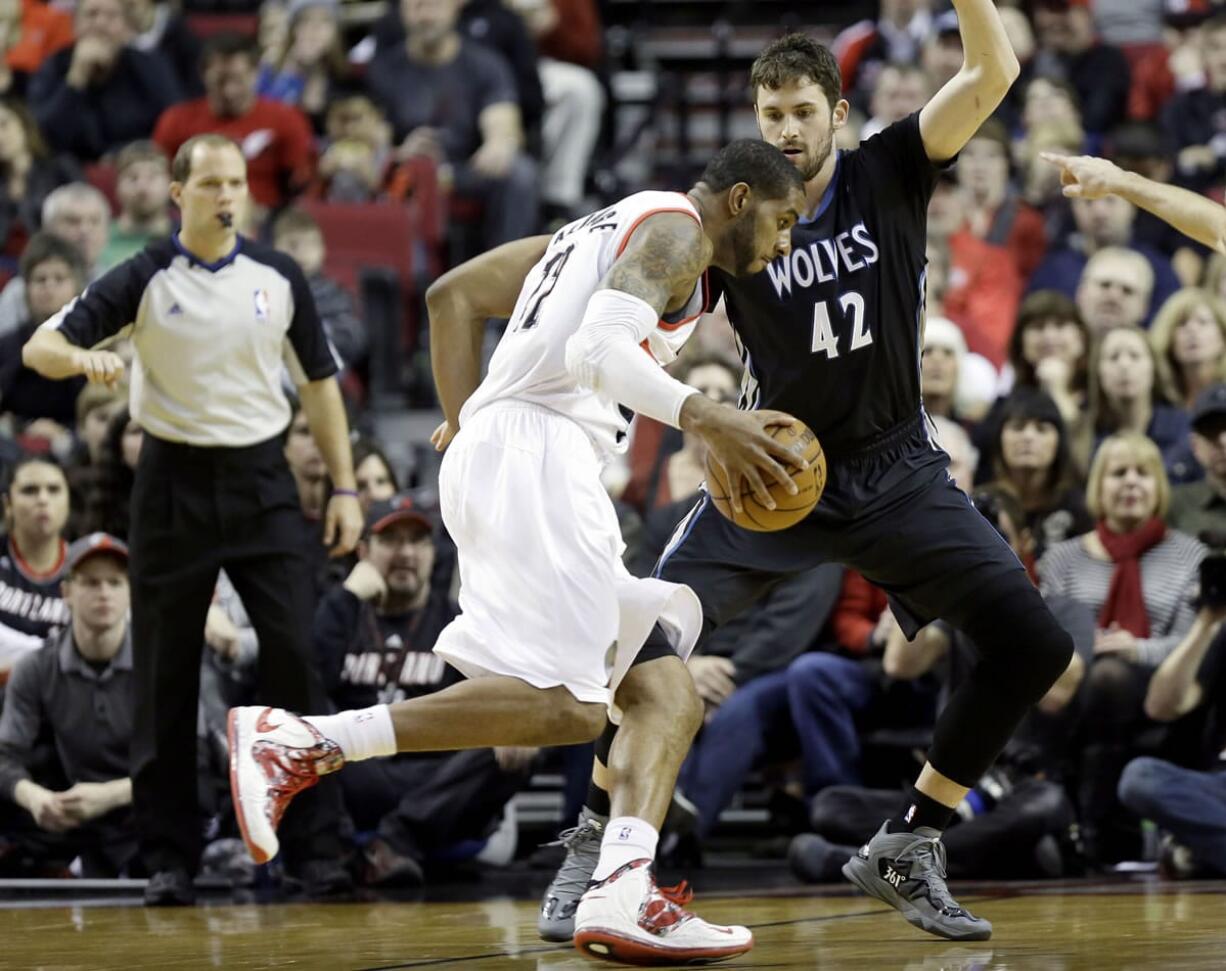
227,706,344,864
573,859,753,965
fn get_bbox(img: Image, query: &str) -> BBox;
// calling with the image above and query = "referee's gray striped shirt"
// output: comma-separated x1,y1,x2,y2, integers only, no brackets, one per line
1037,530,1205,667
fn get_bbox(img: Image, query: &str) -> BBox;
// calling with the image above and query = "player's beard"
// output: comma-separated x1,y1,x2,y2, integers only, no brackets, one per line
798,125,835,182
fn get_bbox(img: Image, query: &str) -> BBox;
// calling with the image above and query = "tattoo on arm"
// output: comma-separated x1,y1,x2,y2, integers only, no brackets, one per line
602,213,707,316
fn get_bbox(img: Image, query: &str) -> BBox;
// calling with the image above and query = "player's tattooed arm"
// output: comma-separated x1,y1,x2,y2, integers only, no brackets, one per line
601,212,708,317
427,234,551,435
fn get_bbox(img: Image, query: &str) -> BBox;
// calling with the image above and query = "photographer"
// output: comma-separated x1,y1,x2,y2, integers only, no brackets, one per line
1117,559,1226,877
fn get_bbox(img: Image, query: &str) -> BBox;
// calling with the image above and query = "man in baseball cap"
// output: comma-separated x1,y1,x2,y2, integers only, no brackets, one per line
363,492,436,539
65,532,129,574
0,531,136,877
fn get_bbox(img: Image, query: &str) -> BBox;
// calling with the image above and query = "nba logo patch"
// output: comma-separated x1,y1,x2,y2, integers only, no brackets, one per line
253,288,270,321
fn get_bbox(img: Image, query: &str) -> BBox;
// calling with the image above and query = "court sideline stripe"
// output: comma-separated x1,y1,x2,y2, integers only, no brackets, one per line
352,898,1003,970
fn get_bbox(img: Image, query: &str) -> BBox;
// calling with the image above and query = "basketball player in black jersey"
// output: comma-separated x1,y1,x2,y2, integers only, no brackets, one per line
539,21,1078,946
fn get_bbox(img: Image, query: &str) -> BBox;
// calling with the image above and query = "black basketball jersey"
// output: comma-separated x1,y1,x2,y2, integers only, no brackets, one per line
711,114,945,453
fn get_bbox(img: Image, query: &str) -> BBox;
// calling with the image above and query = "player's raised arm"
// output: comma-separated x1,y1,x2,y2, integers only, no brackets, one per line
426,234,551,445
1042,152,1226,255
565,212,805,513
918,0,1021,162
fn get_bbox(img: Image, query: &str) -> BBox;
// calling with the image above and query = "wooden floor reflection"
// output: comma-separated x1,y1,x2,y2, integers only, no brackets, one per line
5,881,1226,970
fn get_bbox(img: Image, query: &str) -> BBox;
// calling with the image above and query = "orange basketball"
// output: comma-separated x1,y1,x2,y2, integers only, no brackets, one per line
704,419,826,531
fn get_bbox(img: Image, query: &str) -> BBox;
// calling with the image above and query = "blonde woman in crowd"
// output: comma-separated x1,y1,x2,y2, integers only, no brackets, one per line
1039,432,1204,864
1148,288,1226,411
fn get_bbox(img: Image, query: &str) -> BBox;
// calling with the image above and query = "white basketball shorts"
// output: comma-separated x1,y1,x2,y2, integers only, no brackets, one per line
432,401,701,707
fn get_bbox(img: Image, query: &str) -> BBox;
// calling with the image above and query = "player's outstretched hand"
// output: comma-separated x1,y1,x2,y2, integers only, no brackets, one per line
324,492,363,557
72,349,125,388
1039,152,1125,200
681,397,806,514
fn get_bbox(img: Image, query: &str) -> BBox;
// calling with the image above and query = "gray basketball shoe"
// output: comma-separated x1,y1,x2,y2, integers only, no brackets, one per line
842,822,992,941
537,808,606,942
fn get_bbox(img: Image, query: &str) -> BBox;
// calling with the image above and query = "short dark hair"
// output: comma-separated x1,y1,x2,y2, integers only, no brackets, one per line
272,206,321,241
2,453,67,499
19,231,86,284
201,31,260,71
1105,121,1170,161
116,139,168,176
171,134,243,183
749,33,841,112
698,139,804,202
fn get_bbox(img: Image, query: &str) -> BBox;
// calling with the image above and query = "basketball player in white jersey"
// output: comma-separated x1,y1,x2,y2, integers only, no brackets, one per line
228,139,806,964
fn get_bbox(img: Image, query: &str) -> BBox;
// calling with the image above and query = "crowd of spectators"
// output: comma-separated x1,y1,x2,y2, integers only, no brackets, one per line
1,0,1226,897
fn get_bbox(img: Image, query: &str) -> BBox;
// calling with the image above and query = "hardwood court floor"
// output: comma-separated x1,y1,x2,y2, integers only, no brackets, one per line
3,880,1226,970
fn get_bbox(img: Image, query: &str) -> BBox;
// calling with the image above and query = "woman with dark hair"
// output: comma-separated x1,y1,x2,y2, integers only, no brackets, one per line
0,454,70,675
974,291,1090,483
352,438,399,514
986,388,1093,563
0,97,80,281
80,406,142,540
1007,290,1089,427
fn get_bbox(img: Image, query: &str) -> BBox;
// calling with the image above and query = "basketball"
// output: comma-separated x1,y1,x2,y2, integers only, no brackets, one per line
704,420,825,531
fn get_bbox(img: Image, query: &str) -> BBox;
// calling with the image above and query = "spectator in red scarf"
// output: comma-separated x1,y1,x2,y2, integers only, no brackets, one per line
1038,431,1204,864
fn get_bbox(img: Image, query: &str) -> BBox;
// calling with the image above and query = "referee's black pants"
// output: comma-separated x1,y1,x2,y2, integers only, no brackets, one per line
129,433,343,876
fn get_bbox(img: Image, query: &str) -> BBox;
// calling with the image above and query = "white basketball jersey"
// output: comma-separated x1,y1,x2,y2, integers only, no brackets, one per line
459,191,709,458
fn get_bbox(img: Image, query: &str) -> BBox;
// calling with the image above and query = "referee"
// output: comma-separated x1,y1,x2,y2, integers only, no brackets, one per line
22,134,364,905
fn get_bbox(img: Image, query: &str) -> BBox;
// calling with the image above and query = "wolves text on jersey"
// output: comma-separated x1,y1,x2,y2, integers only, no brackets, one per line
764,221,880,300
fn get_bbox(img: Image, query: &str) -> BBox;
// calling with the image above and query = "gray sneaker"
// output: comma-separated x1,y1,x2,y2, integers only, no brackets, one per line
842,822,992,942
537,808,606,942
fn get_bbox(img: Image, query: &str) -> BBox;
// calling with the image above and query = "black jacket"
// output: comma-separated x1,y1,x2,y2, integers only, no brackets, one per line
29,46,183,161
313,584,460,712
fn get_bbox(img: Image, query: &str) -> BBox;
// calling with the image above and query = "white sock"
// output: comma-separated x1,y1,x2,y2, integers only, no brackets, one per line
304,705,397,762
591,816,659,882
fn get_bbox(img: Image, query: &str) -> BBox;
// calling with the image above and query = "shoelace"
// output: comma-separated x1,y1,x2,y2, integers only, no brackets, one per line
259,744,327,827
542,820,602,851
892,834,962,913
541,821,603,898
658,879,693,907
